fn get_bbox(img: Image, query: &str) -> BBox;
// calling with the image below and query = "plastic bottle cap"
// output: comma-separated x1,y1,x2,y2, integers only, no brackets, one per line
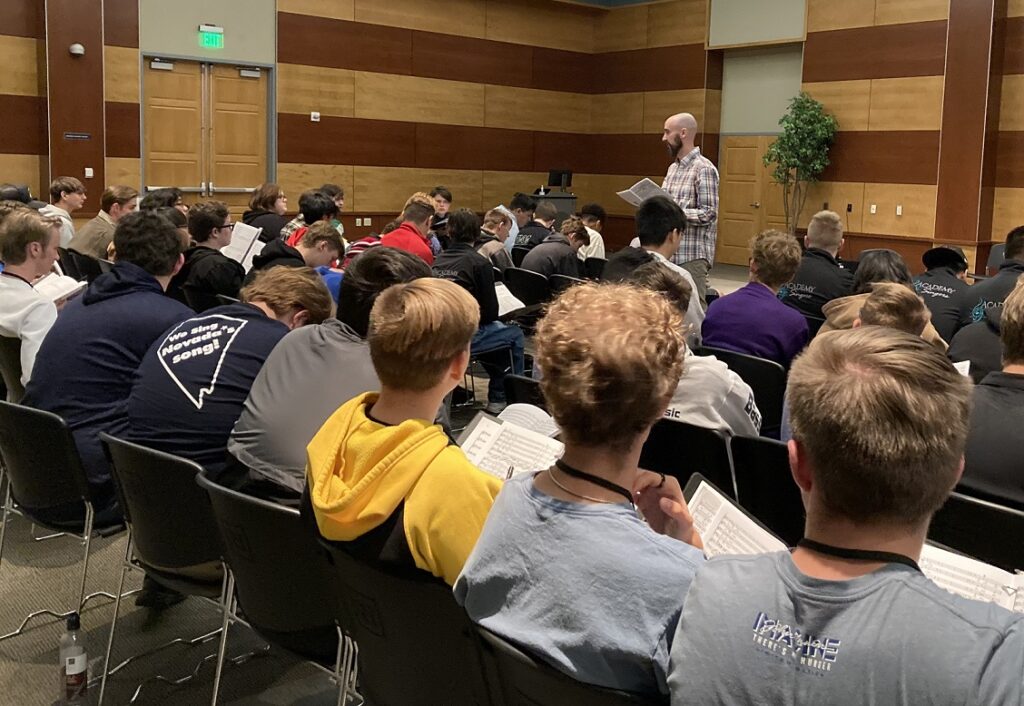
66,612,80,630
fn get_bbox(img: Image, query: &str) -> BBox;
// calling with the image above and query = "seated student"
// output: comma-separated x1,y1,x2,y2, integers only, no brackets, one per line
578,202,607,261
432,208,525,413
455,282,705,697
246,220,343,284
23,211,191,524
702,230,808,368
284,190,340,247
126,266,332,480
913,245,970,342
342,219,396,269
228,247,431,504
167,200,245,311
475,208,515,272
0,210,61,392
39,176,86,247
513,200,558,250
667,327,1024,705
139,187,188,215
856,281,931,336
821,249,948,350
953,225,1024,333
948,304,1002,383
68,185,138,259
520,215,589,279
961,277,1024,510
380,192,436,265
242,182,290,242
429,185,452,253
625,263,761,436
604,196,705,346
306,278,502,586
779,209,853,320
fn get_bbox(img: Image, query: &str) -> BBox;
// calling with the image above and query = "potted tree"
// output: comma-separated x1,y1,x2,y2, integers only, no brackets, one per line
763,92,839,235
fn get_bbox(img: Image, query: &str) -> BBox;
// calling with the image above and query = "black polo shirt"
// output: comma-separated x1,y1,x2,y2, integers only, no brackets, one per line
913,266,969,343
961,371,1024,510
779,248,853,319
432,242,499,325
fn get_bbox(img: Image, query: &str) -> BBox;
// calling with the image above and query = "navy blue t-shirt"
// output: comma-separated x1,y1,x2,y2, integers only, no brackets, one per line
125,303,289,477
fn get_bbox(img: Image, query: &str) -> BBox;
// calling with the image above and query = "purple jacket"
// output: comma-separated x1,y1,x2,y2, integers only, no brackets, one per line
701,282,808,368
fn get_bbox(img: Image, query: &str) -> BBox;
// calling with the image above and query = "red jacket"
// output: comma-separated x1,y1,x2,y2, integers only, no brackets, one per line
380,222,433,265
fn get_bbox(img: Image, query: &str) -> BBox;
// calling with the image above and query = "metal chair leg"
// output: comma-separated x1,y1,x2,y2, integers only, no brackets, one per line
0,483,10,572
98,536,131,705
77,504,94,610
209,568,234,705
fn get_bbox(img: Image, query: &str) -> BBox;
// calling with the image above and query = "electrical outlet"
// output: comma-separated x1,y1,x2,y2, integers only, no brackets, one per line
870,204,877,214
365,217,371,226
847,203,853,213
310,111,320,122
84,167,94,178
896,204,903,216
355,218,362,227
823,201,829,210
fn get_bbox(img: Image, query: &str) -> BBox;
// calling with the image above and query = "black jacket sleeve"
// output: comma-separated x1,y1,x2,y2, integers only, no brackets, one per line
475,259,499,325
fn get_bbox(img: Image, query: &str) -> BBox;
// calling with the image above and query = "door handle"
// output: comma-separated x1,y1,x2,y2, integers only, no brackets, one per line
750,202,761,208
146,185,205,193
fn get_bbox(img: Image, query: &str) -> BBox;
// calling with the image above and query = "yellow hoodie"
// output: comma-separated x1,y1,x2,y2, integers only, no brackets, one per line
307,392,502,586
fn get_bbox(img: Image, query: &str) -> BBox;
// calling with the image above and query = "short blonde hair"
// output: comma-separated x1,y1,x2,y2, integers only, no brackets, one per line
401,192,435,225
0,209,56,264
751,229,802,289
788,327,971,527
300,220,345,254
240,266,334,324
1001,275,1024,365
806,210,844,250
858,282,930,336
483,208,511,229
369,278,479,391
536,283,684,451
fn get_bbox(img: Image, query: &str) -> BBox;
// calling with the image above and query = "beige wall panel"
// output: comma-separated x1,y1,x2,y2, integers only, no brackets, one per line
868,76,943,131
277,163,355,208
642,89,706,133
106,157,142,190
104,46,140,104
0,154,42,196
353,166,483,212
485,0,595,52
0,36,41,97
594,5,648,52
806,0,874,32
481,170,547,209
275,0,354,21
278,64,355,118
647,0,706,48
484,85,589,133
574,173,659,216
354,0,486,37
801,80,870,132
873,0,948,26
592,93,644,134
354,72,485,127
991,187,1024,242
1010,0,1024,18
959,245,978,273
999,75,1024,132
861,183,936,238
799,181,865,233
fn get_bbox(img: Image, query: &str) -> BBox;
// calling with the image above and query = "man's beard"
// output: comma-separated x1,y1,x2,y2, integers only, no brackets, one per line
666,136,682,158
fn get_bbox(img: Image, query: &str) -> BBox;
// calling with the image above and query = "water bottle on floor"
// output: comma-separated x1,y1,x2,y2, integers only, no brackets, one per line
59,611,87,704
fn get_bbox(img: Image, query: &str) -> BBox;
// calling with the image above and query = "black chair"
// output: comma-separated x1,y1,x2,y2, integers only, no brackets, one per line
492,267,504,283
928,492,1024,573
215,294,241,306
197,472,355,704
0,401,120,641
477,627,665,706
549,274,585,297
98,258,115,274
803,314,827,339
511,246,531,268
504,268,550,307
503,374,545,409
729,435,804,546
0,336,24,402
640,419,735,499
986,243,1006,277
66,249,103,283
695,346,786,439
57,247,82,280
704,287,720,306
321,542,494,706
584,257,606,280
98,434,228,705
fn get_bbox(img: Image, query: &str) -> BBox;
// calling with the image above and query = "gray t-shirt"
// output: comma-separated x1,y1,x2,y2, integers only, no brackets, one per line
454,472,704,696
668,552,1024,705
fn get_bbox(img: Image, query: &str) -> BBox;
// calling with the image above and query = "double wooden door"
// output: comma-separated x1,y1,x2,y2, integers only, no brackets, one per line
716,135,788,266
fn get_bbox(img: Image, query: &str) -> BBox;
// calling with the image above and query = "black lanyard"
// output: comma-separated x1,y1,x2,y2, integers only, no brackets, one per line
554,459,634,507
798,538,921,573
1,271,33,287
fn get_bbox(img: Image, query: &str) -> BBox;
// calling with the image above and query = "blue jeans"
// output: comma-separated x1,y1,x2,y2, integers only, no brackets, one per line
471,321,525,403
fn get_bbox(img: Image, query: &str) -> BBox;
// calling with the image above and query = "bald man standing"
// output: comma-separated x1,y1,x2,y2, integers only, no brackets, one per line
661,113,719,307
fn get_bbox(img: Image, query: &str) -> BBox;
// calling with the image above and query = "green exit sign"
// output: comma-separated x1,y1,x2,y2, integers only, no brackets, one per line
198,25,224,49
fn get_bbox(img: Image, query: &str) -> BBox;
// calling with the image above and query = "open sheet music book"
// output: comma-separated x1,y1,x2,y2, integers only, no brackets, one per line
495,282,525,317
222,222,263,272
458,412,563,481
616,178,673,208
498,404,559,438
33,273,87,303
682,474,1024,613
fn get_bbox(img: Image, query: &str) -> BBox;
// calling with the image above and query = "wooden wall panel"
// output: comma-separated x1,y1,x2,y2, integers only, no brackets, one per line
641,89,706,133
0,36,42,97
1011,0,1024,17
703,91,722,136
354,0,486,38
801,182,866,232
0,95,46,155
594,5,649,52
595,44,708,93
277,163,355,208
874,0,949,26
278,114,416,167
647,0,706,48
354,72,486,127
414,124,535,172
868,76,944,131
802,80,871,131
862,183,937,237
277,14,413,75
991,187,1024,240
484,0,596,52
820,131,940,184
105,102,140,158
806,0,874,32
103,0,139,47
1006,17,1024,75
841,234,934,273
484,85,589,133
277,64,355,118
353,166,484,212
574,173,649,216
481,170,547,209
412,32,533,87
803,22,947,82
0,154,42,195
1000,74,1024,131
592,93,644,134
996,131,1024,186
4,0,44,39
531,48,592,93
277,0,355,21
103,46,139,104
105,157,141,189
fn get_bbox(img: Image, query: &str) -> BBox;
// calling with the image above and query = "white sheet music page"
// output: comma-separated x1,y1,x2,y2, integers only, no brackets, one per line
222,222,263,270
616,178,673,208
919,544,1024,613
458,413,563,480
496,282,525,317
687,480,786,558
497,403,559,438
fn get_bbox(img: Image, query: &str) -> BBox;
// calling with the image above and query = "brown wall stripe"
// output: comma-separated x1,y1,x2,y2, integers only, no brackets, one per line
103,0,140,48
1004,16,1024,74
819,131,940,185
995,131,1024,186
803,21,948,83
0,95,47,155
3,0,43,39
841,233,936,275
105,101,139,158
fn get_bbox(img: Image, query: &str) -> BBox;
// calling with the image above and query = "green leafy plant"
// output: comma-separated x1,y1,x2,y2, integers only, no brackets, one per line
763,92,839,234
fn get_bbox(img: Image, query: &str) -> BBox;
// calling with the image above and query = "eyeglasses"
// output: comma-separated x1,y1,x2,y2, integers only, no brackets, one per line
218,222,235,231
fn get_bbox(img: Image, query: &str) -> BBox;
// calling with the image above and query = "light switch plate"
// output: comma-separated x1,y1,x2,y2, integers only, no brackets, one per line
310,111,320,122
870,204,877,214
365,217,371,226
355,218,362,226
84,167,94,178
896,205,903,216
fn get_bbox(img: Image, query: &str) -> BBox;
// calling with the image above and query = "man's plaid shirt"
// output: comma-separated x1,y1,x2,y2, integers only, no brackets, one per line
662,147,719,265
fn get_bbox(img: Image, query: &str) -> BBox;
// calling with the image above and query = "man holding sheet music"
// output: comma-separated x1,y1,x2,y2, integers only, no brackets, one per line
167,201,244,312
667,327,1024,705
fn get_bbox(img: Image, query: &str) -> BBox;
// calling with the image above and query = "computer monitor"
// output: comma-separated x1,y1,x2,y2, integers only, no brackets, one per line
547,170,573,190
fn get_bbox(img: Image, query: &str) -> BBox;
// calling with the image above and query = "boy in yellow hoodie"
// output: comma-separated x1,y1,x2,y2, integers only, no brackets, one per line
306,277,502,585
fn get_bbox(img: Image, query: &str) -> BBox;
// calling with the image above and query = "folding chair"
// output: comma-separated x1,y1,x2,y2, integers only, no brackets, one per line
58,247,82,280
985,244,1006,277
803,314,827,340
98,258,115,274
695,346,786,439
549,274,585,297
215,294,241,306
928,491,1024,573
503,374,545,409
67,249,103,283
639,419,736,499
504,268,550,307
729,435,804,546
584,257,606,280
492,267,504,283
511,246,531,268
0,336,24,403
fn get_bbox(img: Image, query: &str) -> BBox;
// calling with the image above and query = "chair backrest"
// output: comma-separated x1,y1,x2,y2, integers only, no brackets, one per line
583,257,606,280
639,419,735,498
928,492,1024,572
0,336,25,403
57,247,82,280
704,288,720,306
322,543,493,706
182,285,221,313
511,246,530,268
98,258,115,274
492,267,503,283
215,294,240,306
548,274,584,296
504,268,550,307
0,400,90,510
67,249,103,283
503,374,546,409
803,313,827,340
696,346,786,438
729,435,804,546
100,433,221,570
986,243,1006,276
477,627,664,706
197,473,338,652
